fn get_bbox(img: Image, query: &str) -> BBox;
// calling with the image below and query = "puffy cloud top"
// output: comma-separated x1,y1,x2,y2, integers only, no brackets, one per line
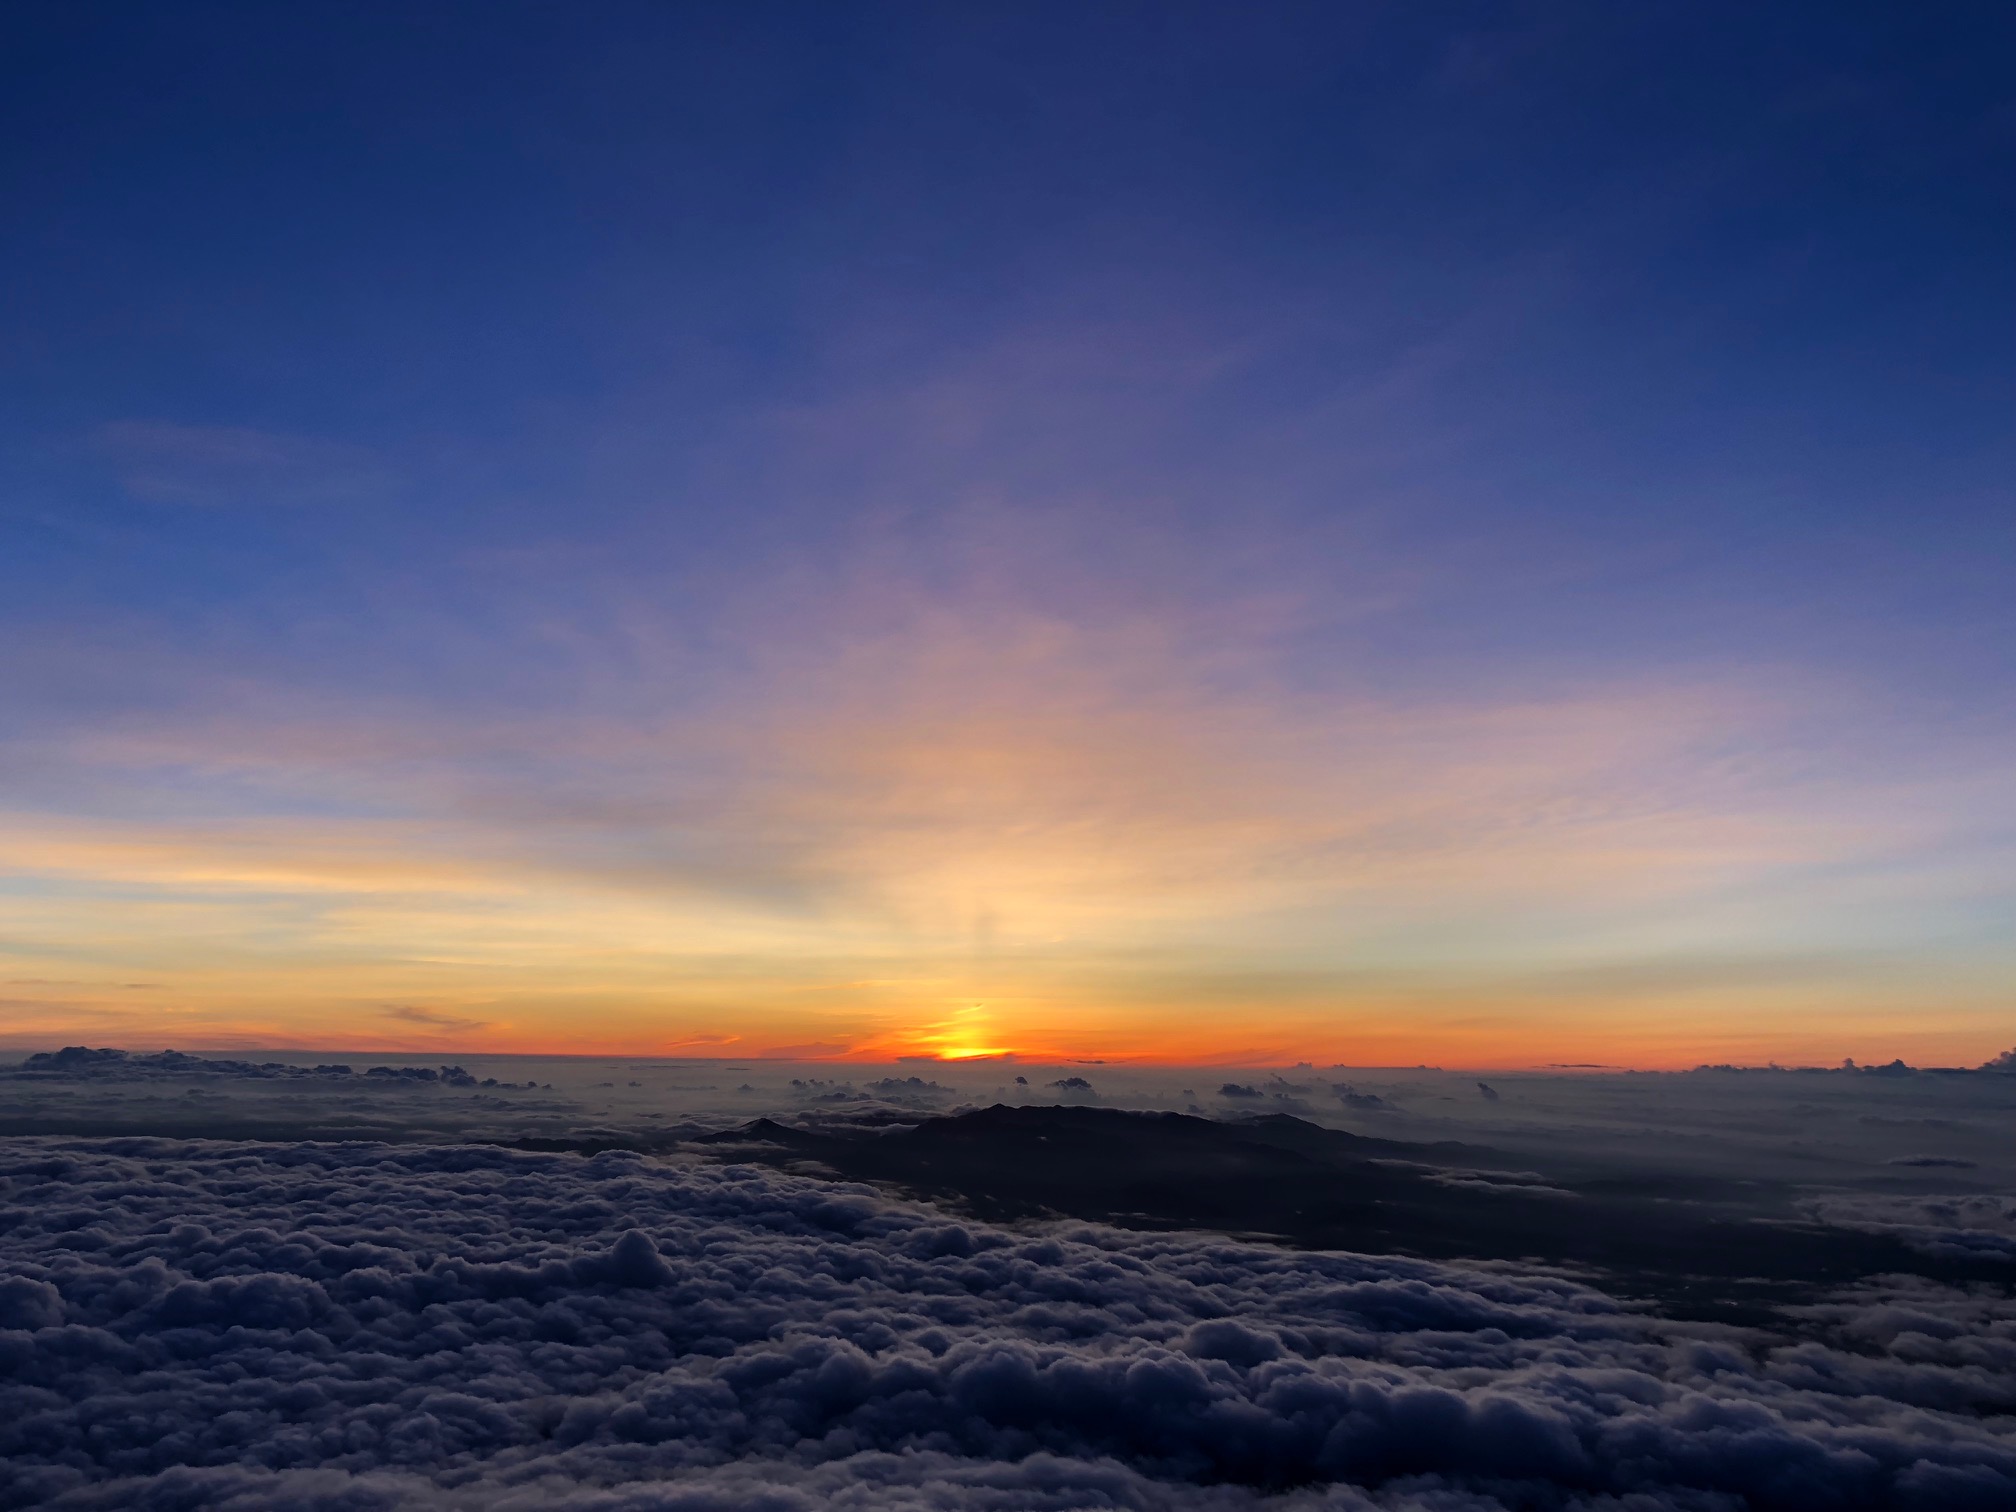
0,1138,2011,1511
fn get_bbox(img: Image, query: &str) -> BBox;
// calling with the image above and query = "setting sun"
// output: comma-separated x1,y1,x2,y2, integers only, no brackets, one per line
902,1004,1015,1062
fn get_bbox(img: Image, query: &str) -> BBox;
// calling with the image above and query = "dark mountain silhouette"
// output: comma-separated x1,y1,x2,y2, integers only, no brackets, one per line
698,1104,2012,1323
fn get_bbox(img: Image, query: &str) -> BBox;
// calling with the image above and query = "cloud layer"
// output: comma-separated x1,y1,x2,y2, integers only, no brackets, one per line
2,1138,2011,1510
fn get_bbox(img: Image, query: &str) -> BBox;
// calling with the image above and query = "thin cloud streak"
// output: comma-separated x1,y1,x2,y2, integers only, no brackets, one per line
96,420,398,508
382,1003,493,1033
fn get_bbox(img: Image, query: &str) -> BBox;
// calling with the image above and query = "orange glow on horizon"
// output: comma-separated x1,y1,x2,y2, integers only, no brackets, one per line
0,976,2005,1072
4,585,2011,1074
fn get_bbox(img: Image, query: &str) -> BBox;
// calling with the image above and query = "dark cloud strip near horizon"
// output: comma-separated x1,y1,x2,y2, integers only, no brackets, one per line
2,1138,2012,1511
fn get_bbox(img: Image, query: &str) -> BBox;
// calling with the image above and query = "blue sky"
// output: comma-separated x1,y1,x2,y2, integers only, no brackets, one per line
1,2,2011,1062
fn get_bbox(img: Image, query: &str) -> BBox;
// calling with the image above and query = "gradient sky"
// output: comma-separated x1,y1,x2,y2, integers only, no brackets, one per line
2,2,2012,1066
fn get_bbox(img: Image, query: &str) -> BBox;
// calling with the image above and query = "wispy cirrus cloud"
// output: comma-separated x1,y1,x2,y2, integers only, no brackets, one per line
2,557,2010,1063
96,420,397,508
382,1003,492,1033
7,437,2014,1062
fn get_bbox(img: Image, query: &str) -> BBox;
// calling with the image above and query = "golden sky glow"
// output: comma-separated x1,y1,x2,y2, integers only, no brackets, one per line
3,546,2009,1069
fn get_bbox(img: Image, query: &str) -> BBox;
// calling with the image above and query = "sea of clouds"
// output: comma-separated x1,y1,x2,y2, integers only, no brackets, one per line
4,1135,2013,1512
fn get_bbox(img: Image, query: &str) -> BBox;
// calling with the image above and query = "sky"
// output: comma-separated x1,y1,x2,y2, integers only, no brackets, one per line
1,1,2011,1067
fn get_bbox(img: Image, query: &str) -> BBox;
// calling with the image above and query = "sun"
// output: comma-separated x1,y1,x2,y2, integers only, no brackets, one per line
917,1003,1013,1061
